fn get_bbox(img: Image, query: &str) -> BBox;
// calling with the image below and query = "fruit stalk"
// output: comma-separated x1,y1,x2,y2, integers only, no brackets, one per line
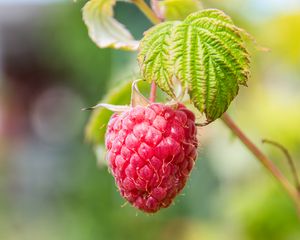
132,1,159,102
132,0,159,103
150,81,157,102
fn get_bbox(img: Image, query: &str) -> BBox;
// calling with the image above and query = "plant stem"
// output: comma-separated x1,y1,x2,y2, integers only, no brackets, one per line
262,139,300,192
132,0,159,102
221,113,300,212
132,0,161,25
150,81,157,102
150,0,164,20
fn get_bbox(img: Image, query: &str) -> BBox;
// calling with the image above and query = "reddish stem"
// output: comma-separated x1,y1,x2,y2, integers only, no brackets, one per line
150,81,157,102
150,0,164,20
221,113,300,213
262,139,300,192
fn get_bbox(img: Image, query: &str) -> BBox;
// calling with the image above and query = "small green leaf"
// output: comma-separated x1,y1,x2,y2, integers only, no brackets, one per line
159,0,203,20
138,9,251,122
85,80,149,145
82,0,139,50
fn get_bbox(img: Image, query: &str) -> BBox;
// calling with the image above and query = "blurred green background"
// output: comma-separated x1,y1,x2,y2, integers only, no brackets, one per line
0,0,299,239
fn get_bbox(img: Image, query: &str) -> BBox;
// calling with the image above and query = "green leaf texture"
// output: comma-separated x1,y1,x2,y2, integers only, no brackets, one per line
138,9,251,122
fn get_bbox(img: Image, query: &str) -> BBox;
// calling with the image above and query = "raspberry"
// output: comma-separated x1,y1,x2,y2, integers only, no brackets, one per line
105,103,198,213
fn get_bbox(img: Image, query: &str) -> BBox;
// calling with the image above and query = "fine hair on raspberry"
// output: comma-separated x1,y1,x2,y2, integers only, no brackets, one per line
105,103,198,213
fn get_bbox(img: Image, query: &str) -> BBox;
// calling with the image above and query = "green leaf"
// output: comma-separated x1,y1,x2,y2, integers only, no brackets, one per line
138,9,251,122
82,0,139,50
159,0,203,20
85,80,149,145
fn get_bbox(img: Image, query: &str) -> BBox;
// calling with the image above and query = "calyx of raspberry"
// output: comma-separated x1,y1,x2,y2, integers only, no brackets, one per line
84,80,151,111
88,80,199,213
84,80,182,111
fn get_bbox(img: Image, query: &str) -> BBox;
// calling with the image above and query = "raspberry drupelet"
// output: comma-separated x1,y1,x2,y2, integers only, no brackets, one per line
105,103,198,213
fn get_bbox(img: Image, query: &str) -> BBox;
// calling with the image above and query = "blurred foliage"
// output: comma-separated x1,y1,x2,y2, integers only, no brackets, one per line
159,0,203,20
227,177,300,240
39,3,113,101
262,12,300,66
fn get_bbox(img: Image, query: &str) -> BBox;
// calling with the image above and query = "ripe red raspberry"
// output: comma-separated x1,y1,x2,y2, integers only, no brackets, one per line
105,103,198,213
